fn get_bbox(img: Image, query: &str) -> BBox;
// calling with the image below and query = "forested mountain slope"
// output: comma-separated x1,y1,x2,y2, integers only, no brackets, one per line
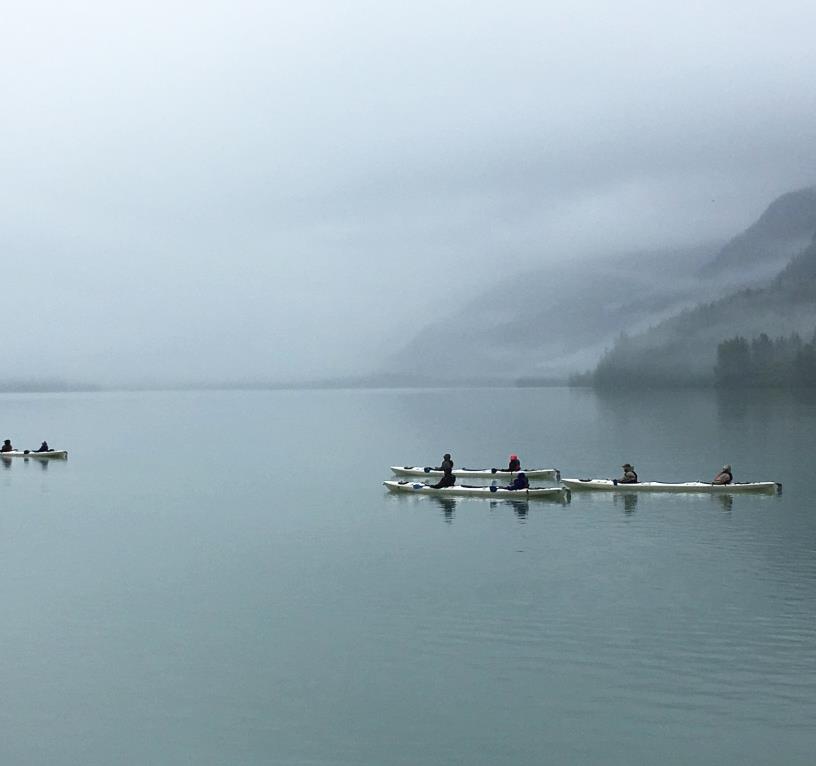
593,236,816,387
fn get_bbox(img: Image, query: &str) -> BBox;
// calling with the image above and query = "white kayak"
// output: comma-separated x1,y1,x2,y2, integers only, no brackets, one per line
561,478,781,494
0,450,68,460
384,480,569,500
391,466,560,480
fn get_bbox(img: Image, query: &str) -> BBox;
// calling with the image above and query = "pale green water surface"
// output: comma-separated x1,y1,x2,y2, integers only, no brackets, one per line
0,387,814,764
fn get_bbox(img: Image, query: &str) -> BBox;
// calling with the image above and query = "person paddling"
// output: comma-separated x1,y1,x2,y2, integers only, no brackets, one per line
507,454,521,472
434,453,454,472
505,471,529,490
35,441,51,453
618,463,638,484
712,464,733,485
1,439,13,453
430,465,456,489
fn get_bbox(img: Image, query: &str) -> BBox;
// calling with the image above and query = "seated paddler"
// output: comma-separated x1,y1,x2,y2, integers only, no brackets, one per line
505,472,529,490
712,464,733,485
430,467,456,489
618,463,638,484
434,453,454,472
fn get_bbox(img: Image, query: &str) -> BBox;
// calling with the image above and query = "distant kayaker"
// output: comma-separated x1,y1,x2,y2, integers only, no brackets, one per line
1,439,13,453
35,441,50,453
430,467,456,489
712,464,733,485
506,472,529,490
507,454,521,472
434,453,454,472
618,463,638,483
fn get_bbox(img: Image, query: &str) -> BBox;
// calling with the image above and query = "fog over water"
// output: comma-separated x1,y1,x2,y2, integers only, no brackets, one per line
3,1,816,385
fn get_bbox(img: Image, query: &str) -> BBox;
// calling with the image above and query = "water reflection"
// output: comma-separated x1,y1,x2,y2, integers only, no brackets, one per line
429,496,456,523
715,388,751,421
715,387,816,421
510,500,529,520
489,498,530,520
611,492,639,514
0,456,57,470
426,496,537,523
389,488,568,524
714,493,733,512
791,386,816,406
594,387,719,427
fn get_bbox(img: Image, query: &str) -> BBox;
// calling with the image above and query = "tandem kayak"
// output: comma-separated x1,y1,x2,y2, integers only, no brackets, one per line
561,478,780,494
391,466,560,480
383,480,569,500
0,450,68,460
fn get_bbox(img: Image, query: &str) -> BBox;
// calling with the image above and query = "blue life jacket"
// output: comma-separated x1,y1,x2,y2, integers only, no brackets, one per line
508,473,529,490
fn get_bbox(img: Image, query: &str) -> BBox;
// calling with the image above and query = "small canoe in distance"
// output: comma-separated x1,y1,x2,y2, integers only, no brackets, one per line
391,466,560,480
561,478,781,494
0,450,68,460
384,480,569,500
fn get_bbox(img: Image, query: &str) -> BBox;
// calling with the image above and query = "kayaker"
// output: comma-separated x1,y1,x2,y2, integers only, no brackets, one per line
430,467,456,489
35,441,50,453
1,439,13,453
712,464,733,485
506,472,529,490
618,463,638,483
434,453,454,472
507,454,521,472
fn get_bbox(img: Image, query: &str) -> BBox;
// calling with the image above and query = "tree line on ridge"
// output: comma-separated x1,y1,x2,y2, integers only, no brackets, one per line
714,330,816,387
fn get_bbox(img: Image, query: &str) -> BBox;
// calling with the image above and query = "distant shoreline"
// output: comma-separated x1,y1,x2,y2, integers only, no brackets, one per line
4,378,816,393
0,374,569,394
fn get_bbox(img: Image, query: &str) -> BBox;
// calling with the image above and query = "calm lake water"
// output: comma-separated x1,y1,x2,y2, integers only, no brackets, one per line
0,387,814,765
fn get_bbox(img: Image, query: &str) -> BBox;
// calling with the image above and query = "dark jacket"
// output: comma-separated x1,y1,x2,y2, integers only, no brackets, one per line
508,458,521,471
431,472,456,489
506,473,529,490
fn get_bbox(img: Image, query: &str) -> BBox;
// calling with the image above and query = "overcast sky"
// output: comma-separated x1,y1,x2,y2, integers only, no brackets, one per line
2,0,815,384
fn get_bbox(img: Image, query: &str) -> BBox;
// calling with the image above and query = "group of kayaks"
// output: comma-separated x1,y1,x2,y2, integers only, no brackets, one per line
386,465,567,499
384,464,782,501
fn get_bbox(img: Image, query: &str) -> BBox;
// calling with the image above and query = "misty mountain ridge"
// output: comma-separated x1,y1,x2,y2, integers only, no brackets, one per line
5,188,815,393
381,186,816,385
700,187,816,281
381,243,720,382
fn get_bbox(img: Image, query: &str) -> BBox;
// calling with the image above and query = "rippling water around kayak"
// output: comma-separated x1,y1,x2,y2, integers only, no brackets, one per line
0,387,814,764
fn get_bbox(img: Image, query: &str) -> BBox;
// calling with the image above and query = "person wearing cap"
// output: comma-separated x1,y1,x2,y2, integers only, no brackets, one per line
434,453,454,473
507,454,521,472
1,439,13,453
712,464,733,485
618,463,638,483
505,471,529,490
